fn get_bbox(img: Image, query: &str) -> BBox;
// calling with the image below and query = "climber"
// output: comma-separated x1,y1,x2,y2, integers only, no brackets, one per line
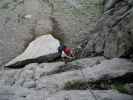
58,43,75,64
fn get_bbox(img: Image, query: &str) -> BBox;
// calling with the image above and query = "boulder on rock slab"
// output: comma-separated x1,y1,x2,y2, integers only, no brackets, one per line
5,34,60,68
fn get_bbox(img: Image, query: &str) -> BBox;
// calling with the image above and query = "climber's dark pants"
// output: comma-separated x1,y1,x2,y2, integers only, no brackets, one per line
63,57,73,64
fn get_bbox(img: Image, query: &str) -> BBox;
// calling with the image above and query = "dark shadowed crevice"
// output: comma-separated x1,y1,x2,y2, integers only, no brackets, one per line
47,64,82,75
63,72,133,94
4,53,61,69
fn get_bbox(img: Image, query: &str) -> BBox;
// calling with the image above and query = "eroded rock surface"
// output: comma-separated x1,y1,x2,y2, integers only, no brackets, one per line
82,0,133,58
1,0,133,100
0,57,133,100
0,0,102,65
0,0,52,65
1,58,133,97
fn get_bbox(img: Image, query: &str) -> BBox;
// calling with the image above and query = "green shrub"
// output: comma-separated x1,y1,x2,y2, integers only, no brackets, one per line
64,80,110,90
64,80,89,90
64,80,129,94
111,84,129,94
1,2,10,9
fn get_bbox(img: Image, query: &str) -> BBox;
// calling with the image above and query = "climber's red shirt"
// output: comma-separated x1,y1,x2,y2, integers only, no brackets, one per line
63,47,74,57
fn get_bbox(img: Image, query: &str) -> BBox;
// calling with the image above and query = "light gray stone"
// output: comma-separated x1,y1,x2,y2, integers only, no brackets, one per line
0,58,133,100
51,0,102,47
23,80,36,88
47,90,133,100
5,34,60,66
127,83,133,95
70,56,105,68
0,0,102,66
82,0,133,58
83,58,133,80
0,86,16,100
35,58,133,90
0,0,52,65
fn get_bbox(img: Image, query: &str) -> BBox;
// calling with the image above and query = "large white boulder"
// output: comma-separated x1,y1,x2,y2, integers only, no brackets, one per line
5,34,60,66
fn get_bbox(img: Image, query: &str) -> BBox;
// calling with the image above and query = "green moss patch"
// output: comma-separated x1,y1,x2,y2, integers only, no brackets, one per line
64,80,130,94
1,2,10,9
111,84,129,94
64,80,111,90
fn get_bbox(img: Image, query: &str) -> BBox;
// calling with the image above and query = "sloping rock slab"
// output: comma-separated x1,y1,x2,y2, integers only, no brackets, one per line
0,86,33,100
47,90,133,100
84,58,133,81
46,56,105,75
36,58,133,90
0,86,133,100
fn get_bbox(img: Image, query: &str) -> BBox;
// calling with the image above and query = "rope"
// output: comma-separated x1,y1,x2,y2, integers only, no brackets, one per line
74,61,98,100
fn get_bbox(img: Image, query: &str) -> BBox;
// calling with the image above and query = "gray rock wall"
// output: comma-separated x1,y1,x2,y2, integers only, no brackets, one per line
0,0,102,65
82,0,133,58
0,0,52,65
51,0,102,46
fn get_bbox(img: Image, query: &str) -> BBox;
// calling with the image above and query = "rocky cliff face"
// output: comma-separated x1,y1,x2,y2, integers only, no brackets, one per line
0,0,52,65
82,0,133,58
0,0,102,65
0,35,133,100
0,57,133,100
0,0,133,100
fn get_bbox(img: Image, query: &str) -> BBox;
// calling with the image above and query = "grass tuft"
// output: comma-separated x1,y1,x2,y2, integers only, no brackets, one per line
111,84,129,94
